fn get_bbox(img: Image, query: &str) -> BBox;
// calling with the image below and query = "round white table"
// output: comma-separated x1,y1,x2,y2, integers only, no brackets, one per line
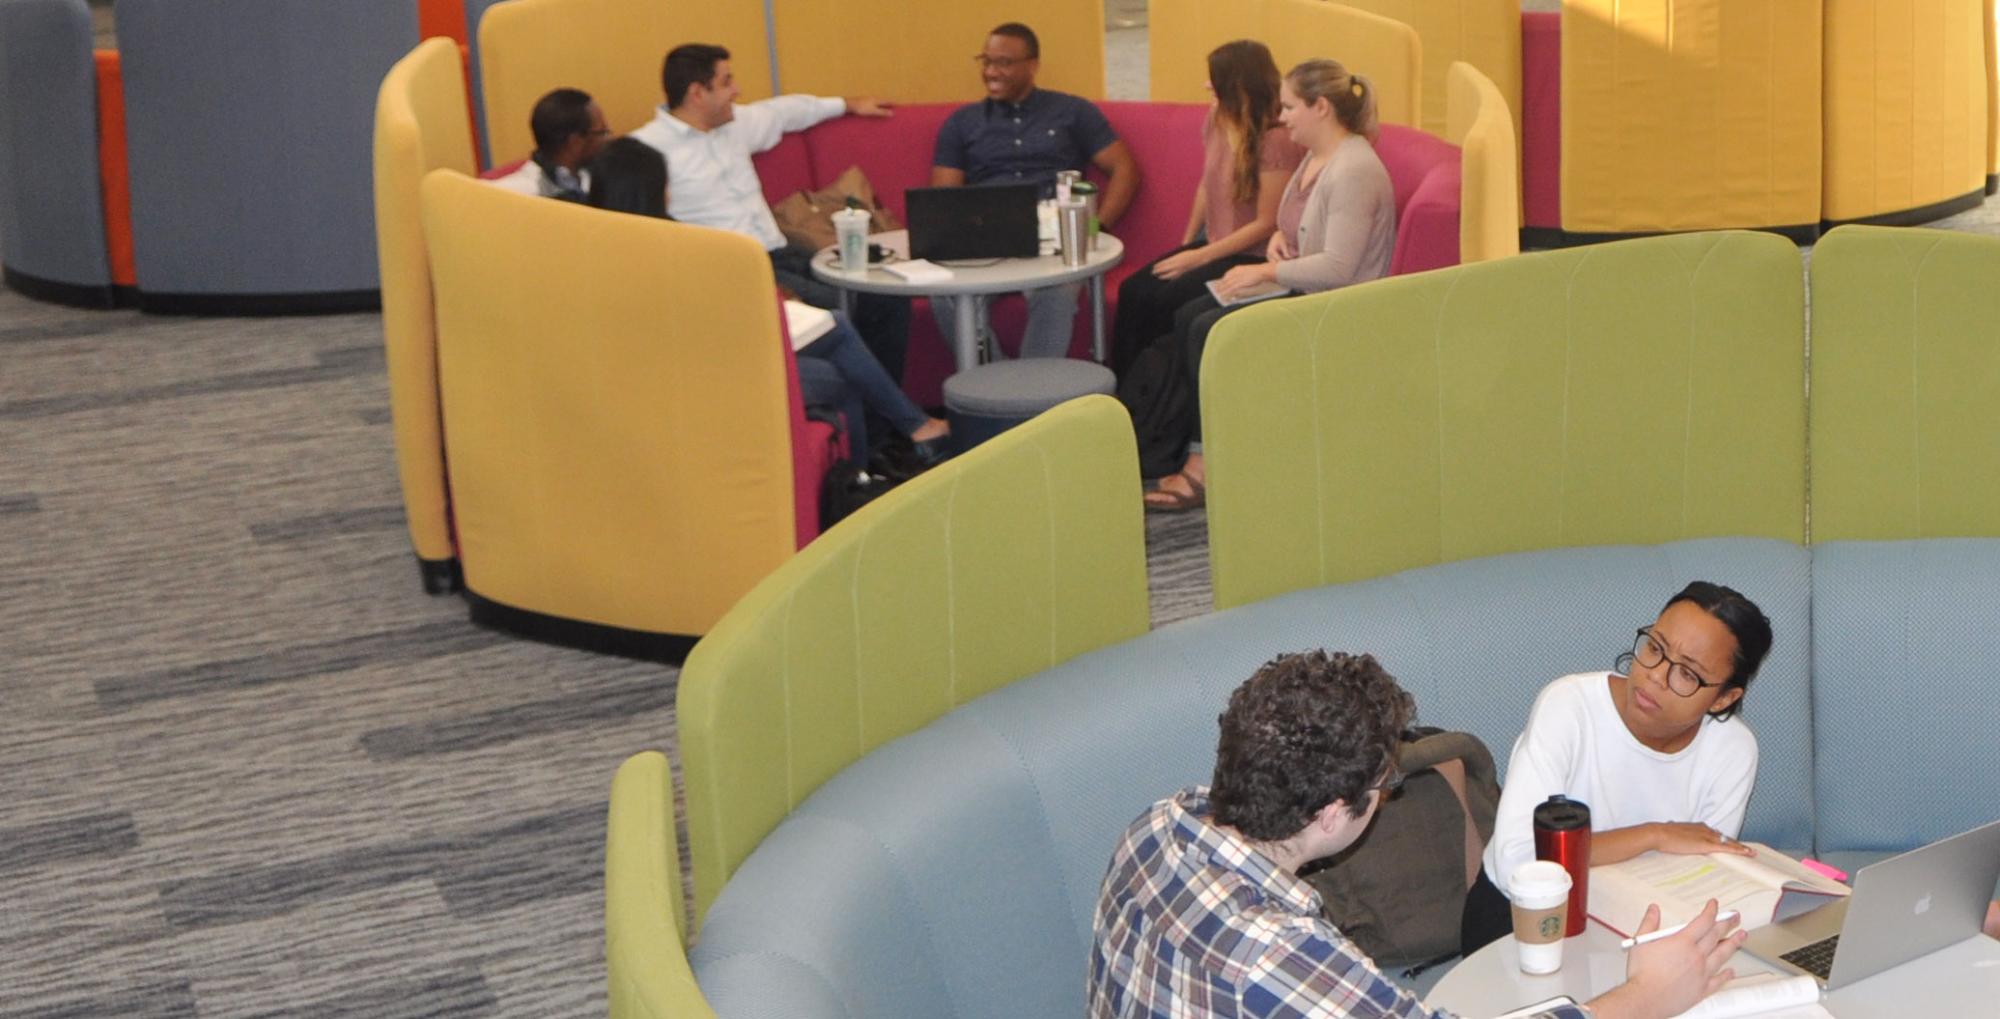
809,228,1124,372
1425,920,2000,1018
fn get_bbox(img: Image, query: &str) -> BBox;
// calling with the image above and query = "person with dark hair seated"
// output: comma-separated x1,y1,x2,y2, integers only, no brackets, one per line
1090,649,1747,1019
1461,582,1775,956
586,139,948,467
629,43,911,386
489,87,611,201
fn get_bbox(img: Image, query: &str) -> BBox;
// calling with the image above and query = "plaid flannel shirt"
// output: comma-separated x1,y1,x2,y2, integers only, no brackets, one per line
1088,786,1593,1019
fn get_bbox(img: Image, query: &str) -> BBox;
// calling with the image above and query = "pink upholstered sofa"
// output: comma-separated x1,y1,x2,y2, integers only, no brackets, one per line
752,101,1462,405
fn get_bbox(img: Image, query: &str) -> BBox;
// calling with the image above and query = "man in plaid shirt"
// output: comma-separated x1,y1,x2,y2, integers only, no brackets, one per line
1087,650,1746,1019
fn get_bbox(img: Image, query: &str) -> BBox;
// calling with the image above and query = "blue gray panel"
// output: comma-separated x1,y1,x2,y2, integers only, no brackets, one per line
0,0,110,290
1812,539,2000,853
461,0,513,169
692,538,1817,1016
115,0,419,296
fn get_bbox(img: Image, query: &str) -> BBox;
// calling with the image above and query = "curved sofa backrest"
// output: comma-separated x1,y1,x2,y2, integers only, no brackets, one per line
116,0,417,302
374,38,477,573
1201,230,1807,610
679,396,1151,927
1340,0,1522,144
606,752,715,1019
690,538,1813,1018
1445,60,1519,264
1809,226,2000,542
1375,122,1462,276
1149,0,1422,129
419,170,800,638
0,0,111,296
772,0,1103,102
1811,540,2000,853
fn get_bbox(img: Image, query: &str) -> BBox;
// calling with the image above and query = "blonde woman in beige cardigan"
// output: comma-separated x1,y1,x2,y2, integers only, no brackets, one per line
1144,59,1396,513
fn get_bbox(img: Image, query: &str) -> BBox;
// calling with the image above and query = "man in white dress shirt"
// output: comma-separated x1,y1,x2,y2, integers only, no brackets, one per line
631,44,910,385
487,88,610,201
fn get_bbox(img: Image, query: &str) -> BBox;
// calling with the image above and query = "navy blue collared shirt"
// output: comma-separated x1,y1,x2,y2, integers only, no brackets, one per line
932,89,1119,192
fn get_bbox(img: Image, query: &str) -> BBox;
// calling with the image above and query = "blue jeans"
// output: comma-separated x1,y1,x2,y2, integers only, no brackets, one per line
796,312,928,462
931,283,1082,359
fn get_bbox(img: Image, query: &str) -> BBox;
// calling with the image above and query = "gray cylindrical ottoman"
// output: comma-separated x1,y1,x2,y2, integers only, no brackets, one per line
943,359,1118,453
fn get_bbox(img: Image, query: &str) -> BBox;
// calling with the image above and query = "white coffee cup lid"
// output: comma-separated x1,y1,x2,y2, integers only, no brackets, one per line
1509,860,1573,900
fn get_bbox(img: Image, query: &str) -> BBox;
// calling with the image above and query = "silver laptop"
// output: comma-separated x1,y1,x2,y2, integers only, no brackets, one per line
1743,818,2000,989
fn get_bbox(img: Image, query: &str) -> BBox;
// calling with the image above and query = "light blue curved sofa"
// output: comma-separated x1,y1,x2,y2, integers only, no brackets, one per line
681,535,2000,1017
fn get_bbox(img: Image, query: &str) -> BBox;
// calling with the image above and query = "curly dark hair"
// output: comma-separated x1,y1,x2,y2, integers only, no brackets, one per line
1210,650,1414,842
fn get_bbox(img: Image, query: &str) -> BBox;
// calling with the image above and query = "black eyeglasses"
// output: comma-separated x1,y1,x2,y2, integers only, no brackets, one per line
1626,628,1725,697
972,55,1027,70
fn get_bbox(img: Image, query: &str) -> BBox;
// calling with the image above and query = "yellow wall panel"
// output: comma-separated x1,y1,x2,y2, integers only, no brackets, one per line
1986,2,1998,182
1150,0,1420,129
1823,0,1989,222
1562,0,1822,234
480,0,770,163
1339,0,1519,145
772,0,1102,103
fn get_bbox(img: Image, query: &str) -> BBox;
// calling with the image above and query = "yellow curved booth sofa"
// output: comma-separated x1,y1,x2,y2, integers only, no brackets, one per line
1200,230,1808,609
1334,0,1521,150
676,395,1149,927
1809,226,2000,541
1149,0,1422,129
1821,0,1990,226
419,169,807,658
1561,0,1823,242
770,0,1103,102
374,38,478,593
1445,60,1518,263
477,0,771,165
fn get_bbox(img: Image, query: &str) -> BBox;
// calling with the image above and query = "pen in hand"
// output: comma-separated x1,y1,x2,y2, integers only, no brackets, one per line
1618,910,1740,950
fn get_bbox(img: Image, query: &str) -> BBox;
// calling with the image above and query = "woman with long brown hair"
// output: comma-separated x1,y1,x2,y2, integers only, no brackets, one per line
1110,40,1304,374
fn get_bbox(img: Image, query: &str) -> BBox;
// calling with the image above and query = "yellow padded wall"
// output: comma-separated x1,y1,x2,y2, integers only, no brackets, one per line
373,39,476,567
1445,61,1518,263
1150,0,1422,129
479,0,770,163
1562,0,1822,235
421,171,799,637
772,0,1102,102
1987,2,1998,185
1338,0,1521,145
1202,232,1806,610
1823,0,1989,222
1809,227,2000,541
678,396,1149,926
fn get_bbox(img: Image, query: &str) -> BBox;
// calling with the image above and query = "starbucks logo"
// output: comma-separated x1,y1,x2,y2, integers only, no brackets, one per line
1539,916,1563,939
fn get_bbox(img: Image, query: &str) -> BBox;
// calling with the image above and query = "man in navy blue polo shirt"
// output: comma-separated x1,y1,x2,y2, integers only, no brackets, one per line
930,22,1140,359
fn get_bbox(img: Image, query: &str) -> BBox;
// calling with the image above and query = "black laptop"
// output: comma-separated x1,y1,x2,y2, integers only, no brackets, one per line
904,183,1040,261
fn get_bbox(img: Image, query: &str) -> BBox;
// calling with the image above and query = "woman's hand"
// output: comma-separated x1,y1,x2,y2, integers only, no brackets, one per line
1649,823,1756,857
1266,230,1296,262
1151,248,1211,281
1213,262,1277,300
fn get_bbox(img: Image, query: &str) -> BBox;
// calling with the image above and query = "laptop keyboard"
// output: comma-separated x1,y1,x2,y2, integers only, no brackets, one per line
1780,934,1840,979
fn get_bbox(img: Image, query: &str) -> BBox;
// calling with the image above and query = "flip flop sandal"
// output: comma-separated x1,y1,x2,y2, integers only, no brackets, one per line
1143,474,1206,513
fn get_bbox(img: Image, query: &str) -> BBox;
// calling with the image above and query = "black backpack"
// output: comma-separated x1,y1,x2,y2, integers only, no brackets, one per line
1115,337,1196,480
1300,728,1502,973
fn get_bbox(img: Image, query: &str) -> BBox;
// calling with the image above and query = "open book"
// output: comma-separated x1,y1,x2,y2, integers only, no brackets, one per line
1669,974,1828,1019
782,300,836,352
1205,278,1292,308
1589,843,1850,937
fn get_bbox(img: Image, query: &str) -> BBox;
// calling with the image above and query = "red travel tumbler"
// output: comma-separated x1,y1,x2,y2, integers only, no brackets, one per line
1532,794,1591,938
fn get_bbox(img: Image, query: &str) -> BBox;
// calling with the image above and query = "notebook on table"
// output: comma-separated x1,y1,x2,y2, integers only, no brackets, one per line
1588,843,1850,938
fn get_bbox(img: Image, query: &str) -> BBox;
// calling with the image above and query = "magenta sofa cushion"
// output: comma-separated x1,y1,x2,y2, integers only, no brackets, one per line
1521,11,1561,232
1376,124,1462,276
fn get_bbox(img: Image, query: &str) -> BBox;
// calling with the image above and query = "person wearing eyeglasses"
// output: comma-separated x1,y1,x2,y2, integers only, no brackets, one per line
1090,650,1747,1019
1461,582,1775,955
488,88,612,201
928,22,1141,360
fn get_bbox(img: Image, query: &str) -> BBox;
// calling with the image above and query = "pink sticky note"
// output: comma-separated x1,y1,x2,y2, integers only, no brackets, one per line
1801,858,1849,882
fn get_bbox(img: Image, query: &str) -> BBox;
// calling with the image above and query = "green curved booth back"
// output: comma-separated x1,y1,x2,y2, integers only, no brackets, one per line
605,751,714,1019
677,395,1150,926
1809,226,2000,541
1202,231,1807,610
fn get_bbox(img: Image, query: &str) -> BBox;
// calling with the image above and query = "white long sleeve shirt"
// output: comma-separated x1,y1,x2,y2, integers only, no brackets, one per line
628,95,847,251
1482,671,1759,899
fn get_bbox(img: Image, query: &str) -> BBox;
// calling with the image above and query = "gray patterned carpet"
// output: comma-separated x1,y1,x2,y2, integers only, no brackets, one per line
13,7,2000,1015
